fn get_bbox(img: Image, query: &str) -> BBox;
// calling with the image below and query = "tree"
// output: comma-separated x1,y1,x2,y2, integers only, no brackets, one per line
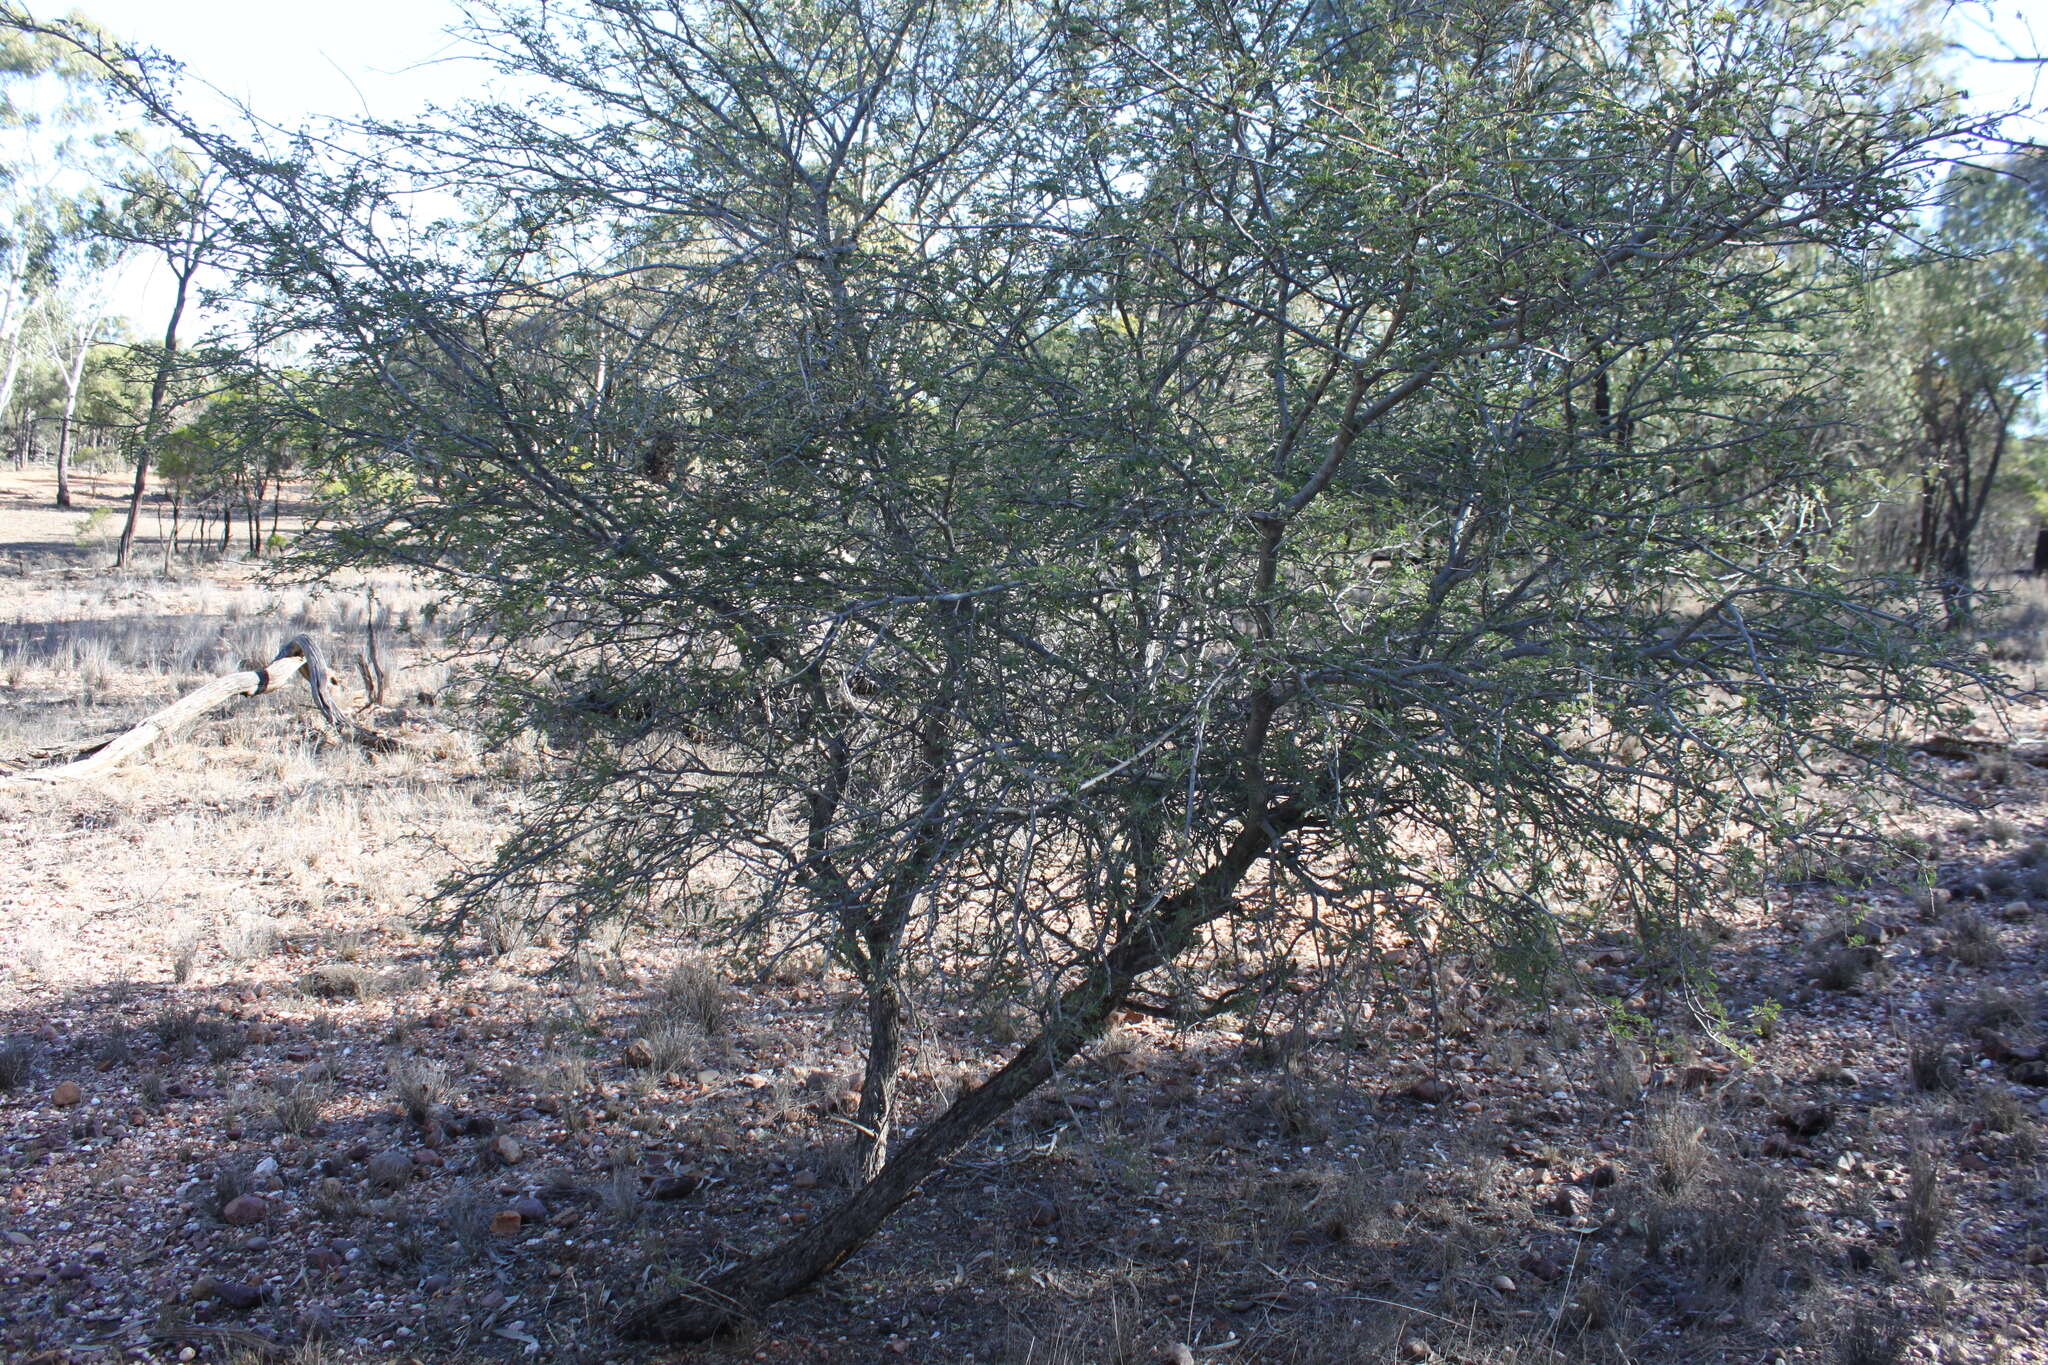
0,15,131,487
37,233,132,506
1852,156,2047,624
93,150,226,568
16,0,1999,1340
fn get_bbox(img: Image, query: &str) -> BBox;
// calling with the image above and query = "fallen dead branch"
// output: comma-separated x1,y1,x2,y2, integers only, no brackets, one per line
0,633,402,784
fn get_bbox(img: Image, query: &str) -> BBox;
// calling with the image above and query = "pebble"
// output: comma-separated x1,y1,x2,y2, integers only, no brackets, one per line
50,1081,81,1107
490,1135,524,1165
220,1194,268,1226
366,1149,413,1192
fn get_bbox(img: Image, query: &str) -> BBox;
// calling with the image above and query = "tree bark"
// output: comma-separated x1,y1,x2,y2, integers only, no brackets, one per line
851,973,903,1183
617,800,1305,1343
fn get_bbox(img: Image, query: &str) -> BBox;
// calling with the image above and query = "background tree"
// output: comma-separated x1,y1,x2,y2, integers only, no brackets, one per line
35,229,131,505
92,149,226,568
18,0,2001,1340
1847,156,2048,623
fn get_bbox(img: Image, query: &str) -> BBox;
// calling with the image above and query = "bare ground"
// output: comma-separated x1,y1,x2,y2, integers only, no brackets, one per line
1,468,2045,1365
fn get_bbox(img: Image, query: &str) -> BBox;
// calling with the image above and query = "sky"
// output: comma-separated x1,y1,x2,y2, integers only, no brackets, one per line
68,0,485,129
41,0,2048,330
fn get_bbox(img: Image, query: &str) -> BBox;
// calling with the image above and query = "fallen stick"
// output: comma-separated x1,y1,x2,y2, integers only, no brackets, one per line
1,633,400,785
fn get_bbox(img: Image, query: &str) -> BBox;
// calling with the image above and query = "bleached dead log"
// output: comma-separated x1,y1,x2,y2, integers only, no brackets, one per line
1,634,400,784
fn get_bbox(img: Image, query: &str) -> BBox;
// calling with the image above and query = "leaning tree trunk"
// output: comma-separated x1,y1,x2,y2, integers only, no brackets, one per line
617,801,1303,1343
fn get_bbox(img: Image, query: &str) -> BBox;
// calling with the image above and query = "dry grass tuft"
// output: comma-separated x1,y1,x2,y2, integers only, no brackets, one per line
271,1082,328,1136
0,1041,32,1090
1646,1100,1712,1196
1946,910,2001,968
1835,1302,1910,1365
650,957,728,1036
1907,1038,1962,1093
1900,1130,1944,1260
388,1056,451,1126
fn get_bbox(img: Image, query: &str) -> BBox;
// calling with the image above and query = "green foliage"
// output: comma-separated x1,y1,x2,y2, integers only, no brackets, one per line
41,0,2009,1319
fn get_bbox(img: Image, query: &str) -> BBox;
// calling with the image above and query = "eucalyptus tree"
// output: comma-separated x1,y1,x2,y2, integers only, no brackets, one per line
36,231,130,505
11,0,2001,1339
1849,156,2047,622
92,150,227,568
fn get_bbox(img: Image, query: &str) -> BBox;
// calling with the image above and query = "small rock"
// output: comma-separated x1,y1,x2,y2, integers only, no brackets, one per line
1775,1105,1834,1139
650,1171,703,1200
489,1135,524,1165
1680,1063,1727,1091
365,1150,413,1192
491,1209,523,1236
50,1081,81,1108
220,1195,268,1226
1979,1032,2043,1065
1400,1077,1453,1105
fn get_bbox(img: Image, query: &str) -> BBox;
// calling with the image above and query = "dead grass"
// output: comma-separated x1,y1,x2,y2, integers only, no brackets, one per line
1946,910,2001,968
1900,1130,1944,1260
387,1055,450,1125
4,476,2044,1364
